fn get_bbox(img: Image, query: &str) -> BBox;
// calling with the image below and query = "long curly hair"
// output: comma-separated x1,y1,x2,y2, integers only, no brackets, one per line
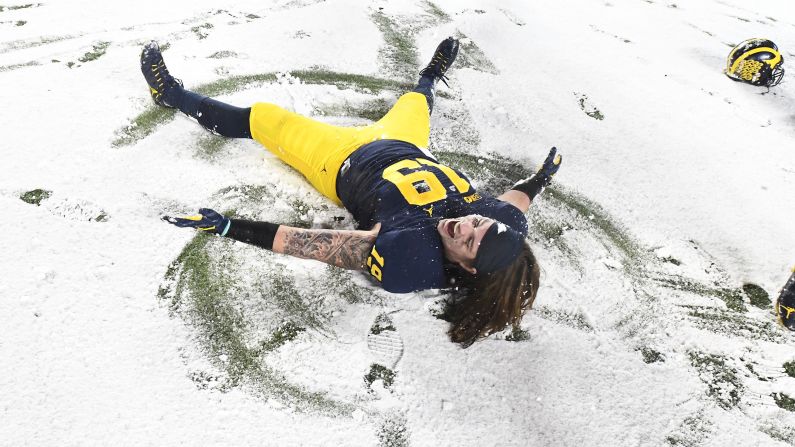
446,241,540,347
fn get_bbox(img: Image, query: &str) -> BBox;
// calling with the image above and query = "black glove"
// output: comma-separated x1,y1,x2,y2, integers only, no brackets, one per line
511,147,562,200
162,208,231,236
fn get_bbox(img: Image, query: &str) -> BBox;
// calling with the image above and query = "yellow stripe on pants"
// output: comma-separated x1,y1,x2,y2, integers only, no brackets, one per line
249,92,430,204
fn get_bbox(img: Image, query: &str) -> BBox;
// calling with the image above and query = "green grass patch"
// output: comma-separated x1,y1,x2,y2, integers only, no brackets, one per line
505,326,531,341
93,211,109,222
421,0,451,22
293,69,414,94
454,32,499,74
0,3,39,11
215,184,272,206
261,263,331,332
689,351,743,410
653,275,747,312
194,132,230,160
534,306,594,332
499,8,526,26
369,313,397,335
188,370,227,390
759,423,795,446
212,184,330,229
158,234,353,414
376,412,409,447
371,10,418,80
666,411,712,446
278,196,332,228
208,50,238,59
784,361,795,378
113,106,176,147
547,186,642,266
742,283,770,308
428,100,481,153
365,363,396,389
773,393,795,412
681,305,779,341
78,41,110,63
640,347,665,364
575,93,605,120
194,72,278,97
19,188,51,205
192,22,213,40
259,321,305,352
320,266,377,305
0,60,38,72
531,218,565,241
744,362,779,382
0,34,72,54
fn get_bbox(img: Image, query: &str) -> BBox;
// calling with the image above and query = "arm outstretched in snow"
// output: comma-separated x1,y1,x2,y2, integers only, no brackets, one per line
273,225,378,271
163,208,379,271
497,146,562,213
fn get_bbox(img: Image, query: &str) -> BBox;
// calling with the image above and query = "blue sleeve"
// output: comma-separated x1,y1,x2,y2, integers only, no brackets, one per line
468,197,529,236
365,227,447,293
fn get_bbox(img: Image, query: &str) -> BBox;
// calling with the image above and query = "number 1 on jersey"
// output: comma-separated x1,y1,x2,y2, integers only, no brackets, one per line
368,247,385,282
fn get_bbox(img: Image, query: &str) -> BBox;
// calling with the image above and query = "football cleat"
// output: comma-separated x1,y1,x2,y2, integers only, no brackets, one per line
140,41,183,107
776,269,795,331
419,37,460,87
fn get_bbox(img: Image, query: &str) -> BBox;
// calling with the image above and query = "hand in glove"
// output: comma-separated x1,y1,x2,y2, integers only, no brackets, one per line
536,146,562,183
162,208,231,236
511,147,562,200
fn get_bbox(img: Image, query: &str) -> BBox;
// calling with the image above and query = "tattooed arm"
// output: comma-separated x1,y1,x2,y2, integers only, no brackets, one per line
272,224,380,271
162,209,380,272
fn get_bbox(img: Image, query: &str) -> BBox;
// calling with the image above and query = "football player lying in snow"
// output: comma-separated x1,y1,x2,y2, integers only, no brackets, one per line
143,38,562,347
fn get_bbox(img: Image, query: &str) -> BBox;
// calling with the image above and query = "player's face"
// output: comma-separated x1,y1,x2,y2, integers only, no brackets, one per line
437,215,495,274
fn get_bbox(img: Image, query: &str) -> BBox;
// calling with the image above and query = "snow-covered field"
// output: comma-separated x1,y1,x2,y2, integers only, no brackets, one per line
2,0,794,445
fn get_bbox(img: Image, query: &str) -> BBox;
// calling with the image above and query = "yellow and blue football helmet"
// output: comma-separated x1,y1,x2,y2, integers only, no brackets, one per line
725,38,784,87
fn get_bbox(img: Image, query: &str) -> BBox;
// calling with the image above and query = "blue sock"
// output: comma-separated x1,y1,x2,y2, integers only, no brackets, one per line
169,88,252,139
413,75,437,114
166,87,202,118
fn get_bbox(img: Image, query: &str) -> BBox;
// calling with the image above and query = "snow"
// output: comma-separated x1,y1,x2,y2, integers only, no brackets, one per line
2,0,794,446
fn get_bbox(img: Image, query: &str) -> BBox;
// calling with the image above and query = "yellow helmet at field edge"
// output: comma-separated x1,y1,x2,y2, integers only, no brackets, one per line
725,38,784,87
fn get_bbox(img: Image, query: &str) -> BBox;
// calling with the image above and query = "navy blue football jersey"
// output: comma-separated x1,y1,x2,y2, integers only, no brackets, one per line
336,140,528,293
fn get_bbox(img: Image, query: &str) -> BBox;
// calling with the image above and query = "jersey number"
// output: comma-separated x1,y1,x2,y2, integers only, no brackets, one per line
381,158,471,206
367,247,385,282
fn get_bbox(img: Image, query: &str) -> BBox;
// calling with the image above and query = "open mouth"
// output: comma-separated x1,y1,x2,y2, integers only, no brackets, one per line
443,220,457,238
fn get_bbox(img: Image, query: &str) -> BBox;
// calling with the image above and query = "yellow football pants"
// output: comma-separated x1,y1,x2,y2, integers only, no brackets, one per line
249,92,430,204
